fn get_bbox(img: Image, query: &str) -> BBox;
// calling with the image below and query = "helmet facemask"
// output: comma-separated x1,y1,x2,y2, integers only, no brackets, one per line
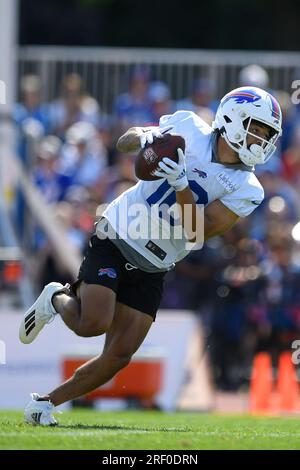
220,115,280,167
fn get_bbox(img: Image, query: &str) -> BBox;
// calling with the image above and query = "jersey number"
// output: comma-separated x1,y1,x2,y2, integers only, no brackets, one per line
146,180,208,225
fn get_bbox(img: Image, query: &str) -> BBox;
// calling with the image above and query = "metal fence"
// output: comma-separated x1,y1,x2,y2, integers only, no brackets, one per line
18,46,300,113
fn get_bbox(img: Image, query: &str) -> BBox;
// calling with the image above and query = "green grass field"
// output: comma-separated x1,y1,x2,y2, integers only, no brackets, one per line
0,409,300,450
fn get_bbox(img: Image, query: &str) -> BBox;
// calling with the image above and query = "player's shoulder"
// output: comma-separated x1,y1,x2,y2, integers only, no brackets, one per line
247,171,264,202
159,110,212,136
219,168,264,217
228,168,264,201
243,170,264,191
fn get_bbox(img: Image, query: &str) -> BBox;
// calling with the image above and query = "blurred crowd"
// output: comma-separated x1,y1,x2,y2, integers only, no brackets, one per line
8,63,300,390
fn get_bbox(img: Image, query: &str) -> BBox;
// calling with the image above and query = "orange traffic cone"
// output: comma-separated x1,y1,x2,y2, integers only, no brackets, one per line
276,351,299,413
249,352,273,414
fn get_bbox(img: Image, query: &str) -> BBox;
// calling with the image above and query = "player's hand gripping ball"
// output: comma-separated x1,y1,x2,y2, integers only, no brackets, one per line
135,132,186,181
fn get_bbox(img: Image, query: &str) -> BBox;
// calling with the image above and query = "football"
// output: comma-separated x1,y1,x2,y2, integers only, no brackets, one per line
135,133,186,181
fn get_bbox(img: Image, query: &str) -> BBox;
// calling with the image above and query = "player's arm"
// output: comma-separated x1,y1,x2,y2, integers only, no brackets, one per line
116,127,143,153
176,188,239,241
202,199,239,240
116,127,163,153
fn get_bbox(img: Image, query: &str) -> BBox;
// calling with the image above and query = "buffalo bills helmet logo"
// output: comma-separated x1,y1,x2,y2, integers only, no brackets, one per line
222,89,261,105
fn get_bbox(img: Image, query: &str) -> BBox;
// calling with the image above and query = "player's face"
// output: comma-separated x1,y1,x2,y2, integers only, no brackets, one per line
247,122,271,148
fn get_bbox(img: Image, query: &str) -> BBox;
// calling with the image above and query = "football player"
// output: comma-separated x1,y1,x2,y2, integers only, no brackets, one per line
20,86,282,425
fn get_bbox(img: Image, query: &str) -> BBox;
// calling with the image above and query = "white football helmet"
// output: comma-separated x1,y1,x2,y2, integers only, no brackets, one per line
212,86,282,166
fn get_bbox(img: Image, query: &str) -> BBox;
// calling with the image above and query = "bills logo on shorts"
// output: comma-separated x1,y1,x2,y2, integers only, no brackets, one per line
98,268,117,279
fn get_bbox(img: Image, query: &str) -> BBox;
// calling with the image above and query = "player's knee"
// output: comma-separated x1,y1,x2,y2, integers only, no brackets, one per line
79,284,115,333
78,318,112,337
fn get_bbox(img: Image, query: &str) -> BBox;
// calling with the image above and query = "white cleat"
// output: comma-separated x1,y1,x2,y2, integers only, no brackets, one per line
24,393,57,426
19,282,70,344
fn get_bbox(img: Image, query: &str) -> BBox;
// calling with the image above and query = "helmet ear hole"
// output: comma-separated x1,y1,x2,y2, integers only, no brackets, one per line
224,115,232,123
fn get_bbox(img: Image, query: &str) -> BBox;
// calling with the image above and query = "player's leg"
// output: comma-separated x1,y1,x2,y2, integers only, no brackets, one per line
52,282,116,337
48,269,164,404
59,235,121,336
19,235,120,343
19,280,116,342
24,302,153,424
23,283,119,426
47,302,153,406
24,241,165,424
50,286,81,333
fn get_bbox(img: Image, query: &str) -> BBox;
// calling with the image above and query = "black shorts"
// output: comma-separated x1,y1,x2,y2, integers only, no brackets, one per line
73,235,166,320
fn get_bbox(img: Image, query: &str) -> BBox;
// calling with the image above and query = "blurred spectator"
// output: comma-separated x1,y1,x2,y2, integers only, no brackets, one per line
113,65,153,134
14,75,50,137
104,151,137,202
160,242,221,311
33,135,71,204
49,73,100,137
30,136,73,253
251,169,299,241
209,237,267,390
97,118,115,166
176,78,216,124
148,81,174,123
13,75,50,166
238,64,269,89
64,185,95,239
13,76,51,239
37,202,82,290
55,201,86,251
248,229,300,363
60,121,108,187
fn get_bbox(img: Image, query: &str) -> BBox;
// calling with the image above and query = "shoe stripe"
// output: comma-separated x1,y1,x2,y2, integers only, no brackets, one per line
31,412,42,424
25,316,35,330
26,321,36,336
25,310,35,323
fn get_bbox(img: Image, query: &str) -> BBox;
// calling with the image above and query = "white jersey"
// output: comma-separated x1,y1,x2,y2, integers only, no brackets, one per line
100,111,264,270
